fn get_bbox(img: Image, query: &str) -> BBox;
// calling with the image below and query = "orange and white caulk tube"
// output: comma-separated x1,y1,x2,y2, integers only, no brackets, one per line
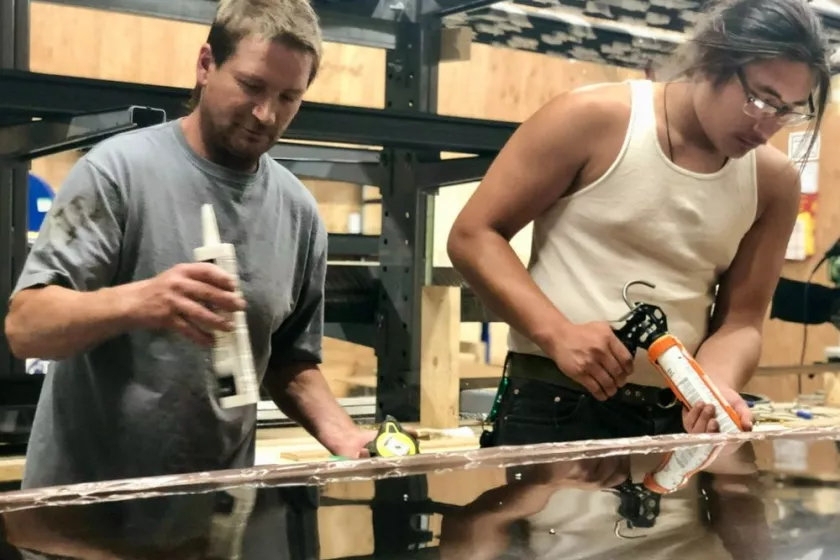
643,444,723,494
647,334,743,434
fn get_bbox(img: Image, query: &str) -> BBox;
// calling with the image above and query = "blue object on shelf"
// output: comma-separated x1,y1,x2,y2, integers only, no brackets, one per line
28,173,55,234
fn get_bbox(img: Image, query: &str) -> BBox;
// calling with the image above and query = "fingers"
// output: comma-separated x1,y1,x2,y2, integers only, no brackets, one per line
604,459,631,488
559,458,629,488
589,332,634,399
607,335,634,377
172,314,215,347
684,399,754,434
183,262,238,291
589,366,619,400
588,457,629,487
174,296,234,333
578,375,609,402
732,400,754,431
179,277,246,314
683,402,718,433
598,351,628,393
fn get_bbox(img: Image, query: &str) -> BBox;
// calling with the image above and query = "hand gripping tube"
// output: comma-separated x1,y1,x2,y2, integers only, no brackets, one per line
613,280,744,435
194,204,260,409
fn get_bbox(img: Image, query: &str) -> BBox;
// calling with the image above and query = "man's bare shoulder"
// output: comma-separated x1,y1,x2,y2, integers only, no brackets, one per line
753,143,801,216
516,82,635,161
754,143,800,190
538,82,633,130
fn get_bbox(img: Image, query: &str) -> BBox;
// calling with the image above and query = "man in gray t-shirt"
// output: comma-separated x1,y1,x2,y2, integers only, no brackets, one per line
4,0,374,488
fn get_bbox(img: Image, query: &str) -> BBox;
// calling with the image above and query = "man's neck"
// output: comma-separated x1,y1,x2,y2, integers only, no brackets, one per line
180,112,258,173
665,81,722,159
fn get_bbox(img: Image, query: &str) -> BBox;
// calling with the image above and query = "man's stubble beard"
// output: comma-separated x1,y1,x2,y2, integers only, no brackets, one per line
198,104,264,173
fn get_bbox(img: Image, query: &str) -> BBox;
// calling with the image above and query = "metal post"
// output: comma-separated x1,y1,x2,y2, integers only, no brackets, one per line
13,0,28,71
371,475,433,554
0,0,30,377
375,15,441,423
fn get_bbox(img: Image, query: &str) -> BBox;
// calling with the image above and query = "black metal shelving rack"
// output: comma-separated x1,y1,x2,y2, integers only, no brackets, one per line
0,0,522,423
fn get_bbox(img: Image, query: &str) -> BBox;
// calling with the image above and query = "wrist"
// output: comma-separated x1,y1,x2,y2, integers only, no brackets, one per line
532,314,574,357
321,421,363,448
696,353,740,392
323,425,366,457
110,281,149,330
709,371,741,393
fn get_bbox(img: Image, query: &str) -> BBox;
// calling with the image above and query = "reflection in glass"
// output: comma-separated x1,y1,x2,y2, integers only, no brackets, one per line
0,433,839,559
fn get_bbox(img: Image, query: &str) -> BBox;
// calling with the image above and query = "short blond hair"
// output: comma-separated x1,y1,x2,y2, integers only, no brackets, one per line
212,0,322,81
215,0,322,76
187,0,322,110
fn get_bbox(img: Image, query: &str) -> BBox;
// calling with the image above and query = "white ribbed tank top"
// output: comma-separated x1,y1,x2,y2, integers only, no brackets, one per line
508,79,759,388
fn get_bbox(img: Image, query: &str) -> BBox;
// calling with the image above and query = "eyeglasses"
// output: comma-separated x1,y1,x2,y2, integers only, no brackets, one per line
736,68,815,127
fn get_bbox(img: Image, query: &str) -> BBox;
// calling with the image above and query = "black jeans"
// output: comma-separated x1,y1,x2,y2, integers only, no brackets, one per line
482,376,686,447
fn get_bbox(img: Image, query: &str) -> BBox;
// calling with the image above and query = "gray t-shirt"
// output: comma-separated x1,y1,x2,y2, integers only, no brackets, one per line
13,119,327,489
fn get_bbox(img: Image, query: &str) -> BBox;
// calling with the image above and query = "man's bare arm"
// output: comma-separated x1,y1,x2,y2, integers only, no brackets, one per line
448,89,610,351
705,445,771,560
6,263,242,360
263,361,366,457
440,457,629,560
695,146,801,391
6,284,142,360
447,86,634,399
440,483,555,560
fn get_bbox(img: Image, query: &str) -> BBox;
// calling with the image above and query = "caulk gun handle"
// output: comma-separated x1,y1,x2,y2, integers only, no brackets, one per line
612,324,639,356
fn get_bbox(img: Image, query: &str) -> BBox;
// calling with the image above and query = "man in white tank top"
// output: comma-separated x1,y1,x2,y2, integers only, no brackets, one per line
449,0,831,447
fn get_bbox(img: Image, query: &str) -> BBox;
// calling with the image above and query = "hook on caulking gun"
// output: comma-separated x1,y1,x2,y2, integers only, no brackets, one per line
612,280,667,355
618,279,657,320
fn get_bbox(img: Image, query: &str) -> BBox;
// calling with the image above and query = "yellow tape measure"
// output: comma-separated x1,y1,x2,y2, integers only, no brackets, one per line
367,415,419,458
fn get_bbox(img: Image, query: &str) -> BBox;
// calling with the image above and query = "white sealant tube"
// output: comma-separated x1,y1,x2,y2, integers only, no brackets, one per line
194,204,260,409
648,335,743,435
644,444,723,494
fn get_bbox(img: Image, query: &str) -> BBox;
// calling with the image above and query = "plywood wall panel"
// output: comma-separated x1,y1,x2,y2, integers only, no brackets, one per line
760,105,840,369
437,43,642,121
29,2,387,107
30,3,209,88
28,1,381,222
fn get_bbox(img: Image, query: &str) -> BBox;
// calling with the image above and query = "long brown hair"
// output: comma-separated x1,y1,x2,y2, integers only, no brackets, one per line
662,0,832,162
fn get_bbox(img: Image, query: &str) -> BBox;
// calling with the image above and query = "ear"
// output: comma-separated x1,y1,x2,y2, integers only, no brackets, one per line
196,43,215,88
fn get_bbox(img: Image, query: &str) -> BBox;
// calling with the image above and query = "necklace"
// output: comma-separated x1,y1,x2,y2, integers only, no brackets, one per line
662,82,729,170
664,82,675,161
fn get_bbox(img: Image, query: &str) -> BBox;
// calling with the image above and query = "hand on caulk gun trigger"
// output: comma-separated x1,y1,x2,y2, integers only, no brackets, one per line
683,384,753,434
549,321,635,401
